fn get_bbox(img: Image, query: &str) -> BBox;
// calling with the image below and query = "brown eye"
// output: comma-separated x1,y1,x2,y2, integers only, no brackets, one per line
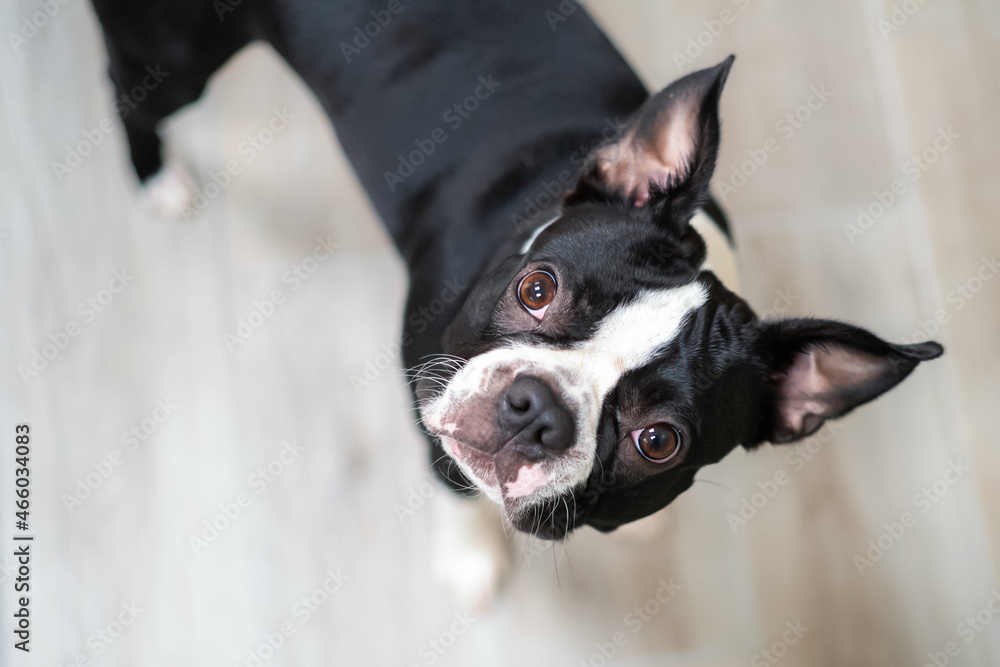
633,423,682,463
518,270,557,318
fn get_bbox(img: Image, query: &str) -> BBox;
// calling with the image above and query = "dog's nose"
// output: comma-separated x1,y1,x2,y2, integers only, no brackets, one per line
497,375,575,457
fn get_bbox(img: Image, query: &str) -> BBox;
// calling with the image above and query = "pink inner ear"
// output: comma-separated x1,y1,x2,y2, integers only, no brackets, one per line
590,106,697,207
656,105,696,176
775,349,830,435
775,345,889,435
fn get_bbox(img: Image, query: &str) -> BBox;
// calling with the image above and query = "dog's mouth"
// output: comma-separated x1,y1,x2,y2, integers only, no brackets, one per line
437,434,583,538
416,355,596,538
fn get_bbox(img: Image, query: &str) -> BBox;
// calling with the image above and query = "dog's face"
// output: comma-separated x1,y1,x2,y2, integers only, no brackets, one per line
418,57,942,539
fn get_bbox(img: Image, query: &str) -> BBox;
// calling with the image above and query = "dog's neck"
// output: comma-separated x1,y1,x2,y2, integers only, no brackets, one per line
691,210,741,295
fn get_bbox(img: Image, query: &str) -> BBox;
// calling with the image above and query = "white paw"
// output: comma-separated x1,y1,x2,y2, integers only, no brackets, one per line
432,491,509,612
141,161,195,218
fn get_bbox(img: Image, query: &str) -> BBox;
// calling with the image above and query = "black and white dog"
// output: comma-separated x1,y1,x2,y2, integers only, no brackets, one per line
91,0,942,603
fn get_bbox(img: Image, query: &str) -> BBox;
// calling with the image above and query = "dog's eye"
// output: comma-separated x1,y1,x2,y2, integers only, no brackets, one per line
517,270,557,319
632,423,682,463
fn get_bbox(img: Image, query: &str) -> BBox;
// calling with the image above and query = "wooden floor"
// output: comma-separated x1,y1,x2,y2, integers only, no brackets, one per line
2,0,999,665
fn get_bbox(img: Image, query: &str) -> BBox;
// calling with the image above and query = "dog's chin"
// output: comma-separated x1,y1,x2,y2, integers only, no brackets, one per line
505,495,579,540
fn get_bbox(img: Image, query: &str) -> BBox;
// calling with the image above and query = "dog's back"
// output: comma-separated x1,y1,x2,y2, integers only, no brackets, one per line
92,0,649,243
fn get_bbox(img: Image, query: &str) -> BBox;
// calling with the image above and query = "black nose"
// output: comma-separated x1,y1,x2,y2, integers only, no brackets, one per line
497,375,575,457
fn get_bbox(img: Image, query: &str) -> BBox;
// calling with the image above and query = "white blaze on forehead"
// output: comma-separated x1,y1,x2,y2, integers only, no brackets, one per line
577,281,709,392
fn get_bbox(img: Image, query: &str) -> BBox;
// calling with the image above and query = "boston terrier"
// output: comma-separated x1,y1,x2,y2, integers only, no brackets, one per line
90,0,943,605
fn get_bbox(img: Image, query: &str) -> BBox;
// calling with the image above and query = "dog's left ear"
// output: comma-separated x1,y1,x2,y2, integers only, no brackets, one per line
751,318,944,445
567,55,734,223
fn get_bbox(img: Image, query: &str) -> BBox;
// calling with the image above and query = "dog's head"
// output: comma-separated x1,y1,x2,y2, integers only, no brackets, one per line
418,57,943,538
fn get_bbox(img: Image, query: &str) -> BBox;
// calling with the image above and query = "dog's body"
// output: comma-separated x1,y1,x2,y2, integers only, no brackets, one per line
92,0,942,604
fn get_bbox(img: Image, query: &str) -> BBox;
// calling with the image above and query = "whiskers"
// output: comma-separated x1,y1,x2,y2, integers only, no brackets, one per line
399,353,467,429
402,354,466,391
426,451,485,499
507,491,577,592
692,477,731,492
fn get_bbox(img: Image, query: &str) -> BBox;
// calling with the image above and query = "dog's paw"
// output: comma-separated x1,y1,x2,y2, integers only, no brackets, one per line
141,161,196,218
432,491,509,613
434,538,506,613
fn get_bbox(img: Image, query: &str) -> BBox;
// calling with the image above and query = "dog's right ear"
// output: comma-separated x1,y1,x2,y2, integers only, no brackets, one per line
566,56,734,224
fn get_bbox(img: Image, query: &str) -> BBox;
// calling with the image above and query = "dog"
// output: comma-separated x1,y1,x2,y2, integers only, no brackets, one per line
90,0,943,606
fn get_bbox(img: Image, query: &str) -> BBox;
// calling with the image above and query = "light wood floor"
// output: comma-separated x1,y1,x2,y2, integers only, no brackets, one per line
1,0,998,665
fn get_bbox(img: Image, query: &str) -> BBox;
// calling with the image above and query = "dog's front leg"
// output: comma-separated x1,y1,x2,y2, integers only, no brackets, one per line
432,487,510,612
